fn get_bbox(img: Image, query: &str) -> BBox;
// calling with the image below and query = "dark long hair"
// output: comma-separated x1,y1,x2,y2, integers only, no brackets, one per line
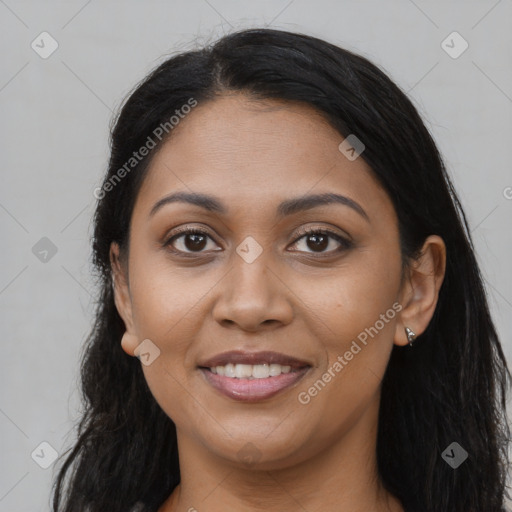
51,28,511,512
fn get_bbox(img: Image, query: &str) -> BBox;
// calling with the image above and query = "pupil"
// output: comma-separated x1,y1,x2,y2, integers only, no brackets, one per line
185,233,207,251
308,234,327,252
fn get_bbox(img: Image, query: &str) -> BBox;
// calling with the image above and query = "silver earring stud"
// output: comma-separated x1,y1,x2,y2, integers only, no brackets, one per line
405,326,416,346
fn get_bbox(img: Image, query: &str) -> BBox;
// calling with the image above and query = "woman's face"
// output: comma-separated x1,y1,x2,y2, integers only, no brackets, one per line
113,93,410,469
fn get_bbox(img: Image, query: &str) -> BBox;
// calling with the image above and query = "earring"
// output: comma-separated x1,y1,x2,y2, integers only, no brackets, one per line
405,326,416,347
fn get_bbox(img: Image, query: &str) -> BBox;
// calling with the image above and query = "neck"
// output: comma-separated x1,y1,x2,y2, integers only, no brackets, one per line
159,397,404,512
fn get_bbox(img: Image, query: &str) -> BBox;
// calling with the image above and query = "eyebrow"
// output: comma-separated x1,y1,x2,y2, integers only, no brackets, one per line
149,191,369,222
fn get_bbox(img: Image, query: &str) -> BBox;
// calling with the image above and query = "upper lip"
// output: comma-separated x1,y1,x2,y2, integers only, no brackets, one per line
198,350,311,369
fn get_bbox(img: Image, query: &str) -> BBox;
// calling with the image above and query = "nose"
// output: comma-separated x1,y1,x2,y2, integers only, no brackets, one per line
211,252,294,332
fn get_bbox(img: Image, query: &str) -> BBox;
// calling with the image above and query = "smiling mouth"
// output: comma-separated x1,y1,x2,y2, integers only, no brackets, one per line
198,364,311,402
202,362,304,379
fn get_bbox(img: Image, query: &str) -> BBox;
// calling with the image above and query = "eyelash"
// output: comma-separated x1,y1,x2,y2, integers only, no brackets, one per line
163,225,353,258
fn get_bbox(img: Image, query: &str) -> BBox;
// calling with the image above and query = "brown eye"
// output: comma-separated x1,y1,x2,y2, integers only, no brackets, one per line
290,228,352,255
165,227,219,254
304,232,329,252
181,232,208,251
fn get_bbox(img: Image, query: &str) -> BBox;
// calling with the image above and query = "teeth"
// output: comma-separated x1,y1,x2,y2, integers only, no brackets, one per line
235,363,252,378
209,363,293,379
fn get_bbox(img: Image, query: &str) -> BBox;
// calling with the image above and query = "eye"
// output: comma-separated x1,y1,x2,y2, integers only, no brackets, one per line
164,225,353,257
164,226,220,255
289,227,353,255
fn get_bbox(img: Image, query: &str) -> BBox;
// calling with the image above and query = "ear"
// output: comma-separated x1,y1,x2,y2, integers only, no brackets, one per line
394,235,446,346
110,242,139,357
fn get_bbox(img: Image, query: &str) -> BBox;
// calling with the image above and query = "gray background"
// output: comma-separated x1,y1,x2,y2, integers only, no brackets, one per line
1,1,511,510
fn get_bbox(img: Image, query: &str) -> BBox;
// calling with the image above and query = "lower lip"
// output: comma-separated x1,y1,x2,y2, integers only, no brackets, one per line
199,367,310,402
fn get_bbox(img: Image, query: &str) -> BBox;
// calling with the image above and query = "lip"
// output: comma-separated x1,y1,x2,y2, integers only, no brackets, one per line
199,366,311,402
198,350,311,369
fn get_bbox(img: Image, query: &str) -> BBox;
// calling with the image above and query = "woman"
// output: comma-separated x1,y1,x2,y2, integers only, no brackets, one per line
51,28,511,512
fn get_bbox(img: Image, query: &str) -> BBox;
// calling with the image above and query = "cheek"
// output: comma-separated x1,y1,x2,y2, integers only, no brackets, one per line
309,254,400,342
294,280,399,441
128,256,207,343
128,262,206,423
304,251,401,391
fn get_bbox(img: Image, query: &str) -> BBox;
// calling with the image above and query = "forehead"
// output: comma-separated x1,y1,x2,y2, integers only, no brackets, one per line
134,94,394,223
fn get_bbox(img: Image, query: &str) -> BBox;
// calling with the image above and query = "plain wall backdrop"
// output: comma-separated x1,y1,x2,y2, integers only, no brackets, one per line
1,1,511,510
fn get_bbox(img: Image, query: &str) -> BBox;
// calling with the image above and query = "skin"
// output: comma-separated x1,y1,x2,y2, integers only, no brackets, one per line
110,93,446,512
